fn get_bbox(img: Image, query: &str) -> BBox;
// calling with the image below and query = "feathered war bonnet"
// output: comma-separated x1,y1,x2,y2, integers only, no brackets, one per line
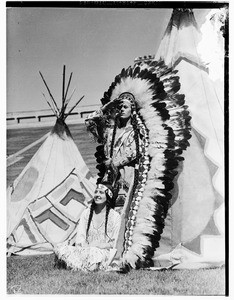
98,60,192,269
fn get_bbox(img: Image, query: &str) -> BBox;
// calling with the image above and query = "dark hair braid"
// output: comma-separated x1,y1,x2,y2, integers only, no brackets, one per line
86,200,96,240
104,193,113,238
109,117,118,158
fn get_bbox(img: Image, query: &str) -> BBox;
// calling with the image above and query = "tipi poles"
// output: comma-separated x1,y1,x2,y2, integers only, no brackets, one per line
62,65,66,106
64,95,85,119
39,71,60,116
39,66,84,120
64,88,76,107
60,70,73,117
42,92,57,115
64,72,73,105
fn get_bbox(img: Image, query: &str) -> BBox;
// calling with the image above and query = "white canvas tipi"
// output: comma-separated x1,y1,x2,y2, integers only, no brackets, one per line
7,67,96,255
151,8,226,269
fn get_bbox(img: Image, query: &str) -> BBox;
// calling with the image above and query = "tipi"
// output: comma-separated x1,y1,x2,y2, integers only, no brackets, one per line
7,67,96,255
150,8,226,269
84,8,226,271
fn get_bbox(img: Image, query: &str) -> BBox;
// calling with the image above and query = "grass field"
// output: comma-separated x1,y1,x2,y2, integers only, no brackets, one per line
7,254,225,295
6,123,227,295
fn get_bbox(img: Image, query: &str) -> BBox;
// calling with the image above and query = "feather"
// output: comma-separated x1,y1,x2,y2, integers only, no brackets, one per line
88,59,192,269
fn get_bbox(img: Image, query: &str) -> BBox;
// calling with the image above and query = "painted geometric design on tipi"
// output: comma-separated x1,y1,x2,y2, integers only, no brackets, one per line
60,189,85,207
9,170,89,248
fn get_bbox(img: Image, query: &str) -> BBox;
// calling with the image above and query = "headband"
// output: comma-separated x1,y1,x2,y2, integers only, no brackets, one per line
118,92,135,102
96,184,113,198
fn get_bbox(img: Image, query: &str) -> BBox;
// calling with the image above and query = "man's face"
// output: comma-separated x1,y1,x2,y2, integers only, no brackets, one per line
120,99,132,119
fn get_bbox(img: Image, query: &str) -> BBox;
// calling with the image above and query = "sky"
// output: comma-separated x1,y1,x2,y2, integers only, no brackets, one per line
6,5,210,113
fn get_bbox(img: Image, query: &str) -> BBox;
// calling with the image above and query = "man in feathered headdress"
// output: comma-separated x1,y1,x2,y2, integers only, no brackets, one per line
86,58,191,271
